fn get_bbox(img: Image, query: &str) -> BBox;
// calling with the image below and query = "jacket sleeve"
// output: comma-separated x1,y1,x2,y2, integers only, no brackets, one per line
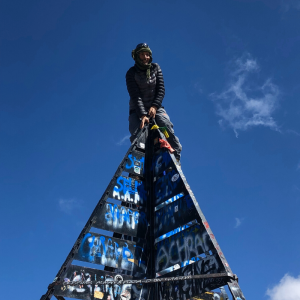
126,67,147,118
152,64,165,109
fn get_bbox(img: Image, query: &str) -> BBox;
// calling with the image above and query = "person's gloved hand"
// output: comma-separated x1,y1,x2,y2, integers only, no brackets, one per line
140,115,149,129
148,106,157,118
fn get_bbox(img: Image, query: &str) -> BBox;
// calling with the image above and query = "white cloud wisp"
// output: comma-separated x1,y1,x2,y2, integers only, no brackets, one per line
211,54,280,137
266,274,300,300
59,198,81,214
116,134,130,146
234,217,242,228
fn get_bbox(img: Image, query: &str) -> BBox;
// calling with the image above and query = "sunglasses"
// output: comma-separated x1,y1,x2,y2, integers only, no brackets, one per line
136,43,148,49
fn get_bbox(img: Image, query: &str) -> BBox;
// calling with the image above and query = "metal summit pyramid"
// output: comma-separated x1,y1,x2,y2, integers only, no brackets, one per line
41,123,247,300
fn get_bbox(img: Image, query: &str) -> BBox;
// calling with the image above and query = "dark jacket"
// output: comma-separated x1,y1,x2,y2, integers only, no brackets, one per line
126,63,165,118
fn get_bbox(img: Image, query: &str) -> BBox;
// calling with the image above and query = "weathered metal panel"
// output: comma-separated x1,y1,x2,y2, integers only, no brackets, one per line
125,150,145,176
154,193,185,211
75,232,147,273
172,290,227,300
154,195,200,239
154,169,185,207
109,175,147,207
228,280,247,300
155,224,214,273
93,202,148,238
136,131,146,150
42,126,247,300
157,254,224,277
136,181,147,208
157,255,227,300
54,265,132,300
152,145,235,278
191,292,226,300
194,291,228,300
152,150,173,177
219,286,230,300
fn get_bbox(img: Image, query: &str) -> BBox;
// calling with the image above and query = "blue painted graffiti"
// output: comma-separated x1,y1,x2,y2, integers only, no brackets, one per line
154,170,184,205
155,223,193,244
136,182,147,207
155,195,198,238
155,225,213,273
76,233,146,272
157,255,225,300
126,153,145,175
93,202,147,238
152,151,172,176
155,193,184,211
104,203,147,230
156,254,220,277
111,176,142,204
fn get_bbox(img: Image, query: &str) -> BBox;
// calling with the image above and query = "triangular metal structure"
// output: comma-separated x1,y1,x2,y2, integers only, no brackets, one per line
41,123,247,300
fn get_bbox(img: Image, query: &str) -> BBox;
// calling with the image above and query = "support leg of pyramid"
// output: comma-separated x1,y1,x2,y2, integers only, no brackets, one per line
41,123,246,300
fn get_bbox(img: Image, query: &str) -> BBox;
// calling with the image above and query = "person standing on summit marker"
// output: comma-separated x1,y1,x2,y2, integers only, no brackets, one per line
126,43,182,162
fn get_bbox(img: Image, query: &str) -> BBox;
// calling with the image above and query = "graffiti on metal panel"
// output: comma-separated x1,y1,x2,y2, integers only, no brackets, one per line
228,281,246,300
125,152,145,175
131,284,148,300
158,274,226,300
157,255,227,300
156,253,221,277
155,195,199,238
155,223,196,244
154,170,184,206
104,203,146,229
54,265,132,300
155,225,213,273
75,233,146,272
136,182,147,207
94,203,147,238
152,150,173,176
94,276,131,300
155,193,184,211
219,286,230,300
110,176,142,204
191,291,227,300
136,131,146,150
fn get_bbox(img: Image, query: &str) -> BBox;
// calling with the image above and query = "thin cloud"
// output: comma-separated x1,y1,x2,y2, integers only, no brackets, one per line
193,82,203,94
58,198,81,214
234,217,243,228
211,53,280,137
286,129,300,137
293,185,300,192
266,274,300,300
116,134,130,146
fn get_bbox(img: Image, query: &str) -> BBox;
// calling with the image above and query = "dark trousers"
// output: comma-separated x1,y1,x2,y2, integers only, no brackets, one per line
129,108,182,160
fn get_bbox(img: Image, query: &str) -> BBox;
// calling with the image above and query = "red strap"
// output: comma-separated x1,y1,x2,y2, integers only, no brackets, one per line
159,138,175,153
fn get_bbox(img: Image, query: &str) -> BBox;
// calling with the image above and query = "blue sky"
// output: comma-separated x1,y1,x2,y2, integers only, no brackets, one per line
1,0,300,299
